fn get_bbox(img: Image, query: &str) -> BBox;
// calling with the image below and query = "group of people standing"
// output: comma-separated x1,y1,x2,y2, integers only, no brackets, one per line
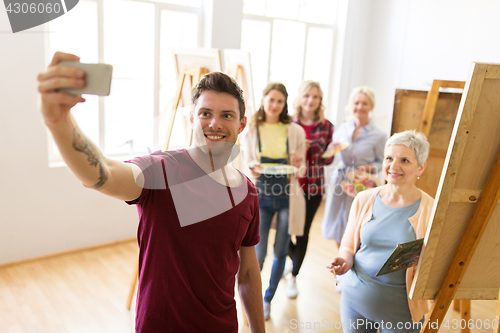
245,80,433,332
38,51,434,332
244,81,387,320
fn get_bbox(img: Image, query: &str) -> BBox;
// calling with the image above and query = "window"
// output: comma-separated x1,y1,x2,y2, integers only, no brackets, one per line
47,0,201,163
241,0,338,112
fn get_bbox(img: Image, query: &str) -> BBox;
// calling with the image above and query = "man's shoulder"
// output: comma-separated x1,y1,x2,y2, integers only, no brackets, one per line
129,149,187,167
231,168,257,193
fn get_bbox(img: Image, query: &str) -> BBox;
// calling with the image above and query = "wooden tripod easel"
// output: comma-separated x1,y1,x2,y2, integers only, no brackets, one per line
418,79,466,138
126,65,209,311
163,65,209,150
225,64,248,171
416,79,474,331
421,148,500,333
407,63,500,333
226,63,253,327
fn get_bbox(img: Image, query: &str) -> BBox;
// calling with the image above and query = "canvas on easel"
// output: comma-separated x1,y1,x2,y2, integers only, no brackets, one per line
391,80,465,198
223,49,256,118
162,48,222,150
391,81,474,325
223,49,256,172
406,62,500,332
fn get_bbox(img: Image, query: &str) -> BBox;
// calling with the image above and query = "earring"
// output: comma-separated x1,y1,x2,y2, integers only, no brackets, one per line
417,176,420,179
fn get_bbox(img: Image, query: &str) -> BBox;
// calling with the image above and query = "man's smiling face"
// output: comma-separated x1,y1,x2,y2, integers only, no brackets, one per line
190,90,247,157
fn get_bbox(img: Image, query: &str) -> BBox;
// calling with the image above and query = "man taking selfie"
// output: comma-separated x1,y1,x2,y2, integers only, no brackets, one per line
37,52,265,333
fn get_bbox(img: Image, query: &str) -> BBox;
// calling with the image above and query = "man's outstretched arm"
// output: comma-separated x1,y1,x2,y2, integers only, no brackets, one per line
237,246,265,333
38,52,143,201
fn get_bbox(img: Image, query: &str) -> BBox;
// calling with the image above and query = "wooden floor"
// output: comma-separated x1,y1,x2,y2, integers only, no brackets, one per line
0,201,497,332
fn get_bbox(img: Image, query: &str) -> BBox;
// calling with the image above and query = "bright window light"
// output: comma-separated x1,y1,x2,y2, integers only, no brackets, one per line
269,19,306,104
266,0,299,20
159,10,198,149
103,0,155,155
48,1,99,156
303,27,334,96
243,0,266,15
299,0,338,25
241,19,271,109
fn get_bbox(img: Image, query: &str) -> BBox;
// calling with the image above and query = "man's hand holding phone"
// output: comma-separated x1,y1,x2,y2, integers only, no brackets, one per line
38,52,87,126
37,51,112,127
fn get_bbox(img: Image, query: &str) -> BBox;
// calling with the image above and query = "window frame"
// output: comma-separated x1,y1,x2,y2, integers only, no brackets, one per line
242,3,339,113
242,9,337,115
46,0,203,166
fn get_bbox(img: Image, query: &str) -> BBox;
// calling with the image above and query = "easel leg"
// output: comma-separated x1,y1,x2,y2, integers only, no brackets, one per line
495,290,500,333
453,300,460,311
420,149,500,333
461,301,471,333
452,300,471,333
163,72,187,150
127,264,138,310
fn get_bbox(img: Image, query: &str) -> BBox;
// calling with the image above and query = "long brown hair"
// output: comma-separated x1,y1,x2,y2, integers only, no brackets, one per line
251,83,291,127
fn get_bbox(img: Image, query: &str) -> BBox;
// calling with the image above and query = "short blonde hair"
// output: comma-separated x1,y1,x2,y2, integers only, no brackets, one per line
345,86,375,119
292,80,326,123
385,130,430,166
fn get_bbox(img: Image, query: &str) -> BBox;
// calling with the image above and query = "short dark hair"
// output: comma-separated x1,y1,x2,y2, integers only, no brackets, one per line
191,72,246,119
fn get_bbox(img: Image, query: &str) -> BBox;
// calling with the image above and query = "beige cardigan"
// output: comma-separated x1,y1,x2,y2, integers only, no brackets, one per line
340,186,434,322
243,122,307,236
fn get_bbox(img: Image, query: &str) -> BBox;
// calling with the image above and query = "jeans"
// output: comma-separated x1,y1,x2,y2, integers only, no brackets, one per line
340,295,424,333
288,193,323,276
255,194,290,303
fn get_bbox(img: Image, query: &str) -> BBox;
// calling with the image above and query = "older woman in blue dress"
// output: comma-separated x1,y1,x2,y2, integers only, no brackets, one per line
322,86,386,248
327,131,434,332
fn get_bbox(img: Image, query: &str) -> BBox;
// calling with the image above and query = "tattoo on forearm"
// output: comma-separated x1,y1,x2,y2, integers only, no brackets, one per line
72,128,108,189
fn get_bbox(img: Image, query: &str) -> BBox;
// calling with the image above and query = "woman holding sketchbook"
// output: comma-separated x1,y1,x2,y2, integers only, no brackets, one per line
327,130,434,332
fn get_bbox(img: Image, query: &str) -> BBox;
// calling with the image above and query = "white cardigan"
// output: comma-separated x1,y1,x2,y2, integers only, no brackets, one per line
243,122,307,236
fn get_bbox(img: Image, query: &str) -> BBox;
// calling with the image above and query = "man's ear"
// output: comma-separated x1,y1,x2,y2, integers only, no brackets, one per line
238,116,247,134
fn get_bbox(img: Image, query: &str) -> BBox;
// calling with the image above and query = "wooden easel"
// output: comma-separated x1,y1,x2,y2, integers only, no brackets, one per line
126,65,208,311
421,144,500,333
163,65,209,150
225,64,248,171
417,79,473,328
226,64,251,327
226,64,248,99
406,63,500,333
418,80,466,138
392,84,463,198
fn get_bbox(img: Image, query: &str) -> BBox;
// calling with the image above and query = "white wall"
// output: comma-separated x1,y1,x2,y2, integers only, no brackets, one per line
336,0,500,136
0,1,244,265
0,16,139,265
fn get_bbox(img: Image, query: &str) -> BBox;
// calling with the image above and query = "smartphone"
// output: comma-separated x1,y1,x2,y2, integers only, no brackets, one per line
58,61,113,96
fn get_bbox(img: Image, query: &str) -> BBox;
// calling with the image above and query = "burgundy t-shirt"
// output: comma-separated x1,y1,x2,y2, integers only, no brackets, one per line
126,149,260,333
